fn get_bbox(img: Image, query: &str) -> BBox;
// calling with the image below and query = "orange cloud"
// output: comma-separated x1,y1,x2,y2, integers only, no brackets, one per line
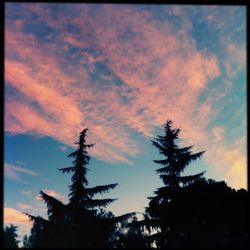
4,207,32,225
4,207,33,247
227,157,247,189
202,135,247,190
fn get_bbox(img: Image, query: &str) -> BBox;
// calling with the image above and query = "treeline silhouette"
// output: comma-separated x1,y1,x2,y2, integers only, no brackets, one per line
4,120,248,248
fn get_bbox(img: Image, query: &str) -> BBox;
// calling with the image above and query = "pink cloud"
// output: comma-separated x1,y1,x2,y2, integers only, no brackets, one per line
224,43,246,78
5,26,137,163
5,60,83,125
4,5,246,189
64,35,85,48
5,100,55,137
3,5,219,150
212,126,225,143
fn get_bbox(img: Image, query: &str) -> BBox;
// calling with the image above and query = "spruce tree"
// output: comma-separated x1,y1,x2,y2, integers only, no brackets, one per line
25,128,134,247
146,120,205,248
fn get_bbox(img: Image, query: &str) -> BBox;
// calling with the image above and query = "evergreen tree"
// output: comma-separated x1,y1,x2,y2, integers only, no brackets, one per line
152,120,205,189
24,128,134,247
4,224,20,248
146,120,205,248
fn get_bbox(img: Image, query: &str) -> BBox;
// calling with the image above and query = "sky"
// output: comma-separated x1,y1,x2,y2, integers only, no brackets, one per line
4,3,246,245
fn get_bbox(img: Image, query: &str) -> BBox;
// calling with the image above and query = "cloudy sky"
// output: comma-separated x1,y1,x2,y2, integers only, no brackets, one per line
4,3,246,243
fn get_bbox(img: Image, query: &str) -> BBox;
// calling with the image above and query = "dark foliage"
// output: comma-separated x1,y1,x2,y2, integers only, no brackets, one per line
177,179,248,248
147,178,248,248
110,214,150,248
145,120,205,247
4,224,20,248
145,120,248,248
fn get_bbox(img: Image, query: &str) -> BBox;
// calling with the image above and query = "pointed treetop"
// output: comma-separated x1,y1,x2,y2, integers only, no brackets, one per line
39,190,65,223
79,128,88,145
162,120,181,140
152,120,205,189
163,120,172,129
74,128,95,148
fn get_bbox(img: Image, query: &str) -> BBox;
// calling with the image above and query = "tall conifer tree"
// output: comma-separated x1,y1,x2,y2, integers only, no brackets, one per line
152,120,205,189
25,129,134,247
146,120,205,248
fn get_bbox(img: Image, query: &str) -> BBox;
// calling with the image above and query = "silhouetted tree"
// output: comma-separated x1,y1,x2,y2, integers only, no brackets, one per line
151,120,205,189
157,178,248,248
24,129,134,247
22,215,53,248
4,224,20,248
110,214,150,248
22,235,31,248
146,120,205,248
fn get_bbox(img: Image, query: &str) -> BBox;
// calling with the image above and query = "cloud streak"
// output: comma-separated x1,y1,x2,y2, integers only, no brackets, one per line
4,207,31,225
4,163,39,183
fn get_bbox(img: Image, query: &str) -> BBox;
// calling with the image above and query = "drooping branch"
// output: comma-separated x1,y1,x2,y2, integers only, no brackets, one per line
83,198,118,208
58,166,76,173
84,184,118,197
39,191,66,223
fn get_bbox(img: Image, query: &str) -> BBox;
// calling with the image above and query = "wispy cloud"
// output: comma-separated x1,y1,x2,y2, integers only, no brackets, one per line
5,4,246,188
4,5,220,157
4,207,31,225
59,145,68,152
17,203,32,210
4,163,39,183
21,190,32,195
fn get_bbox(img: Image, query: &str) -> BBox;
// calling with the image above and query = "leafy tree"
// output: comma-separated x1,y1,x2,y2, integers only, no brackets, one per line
146,120,205,248
24,129,134,247
4,224,20,248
